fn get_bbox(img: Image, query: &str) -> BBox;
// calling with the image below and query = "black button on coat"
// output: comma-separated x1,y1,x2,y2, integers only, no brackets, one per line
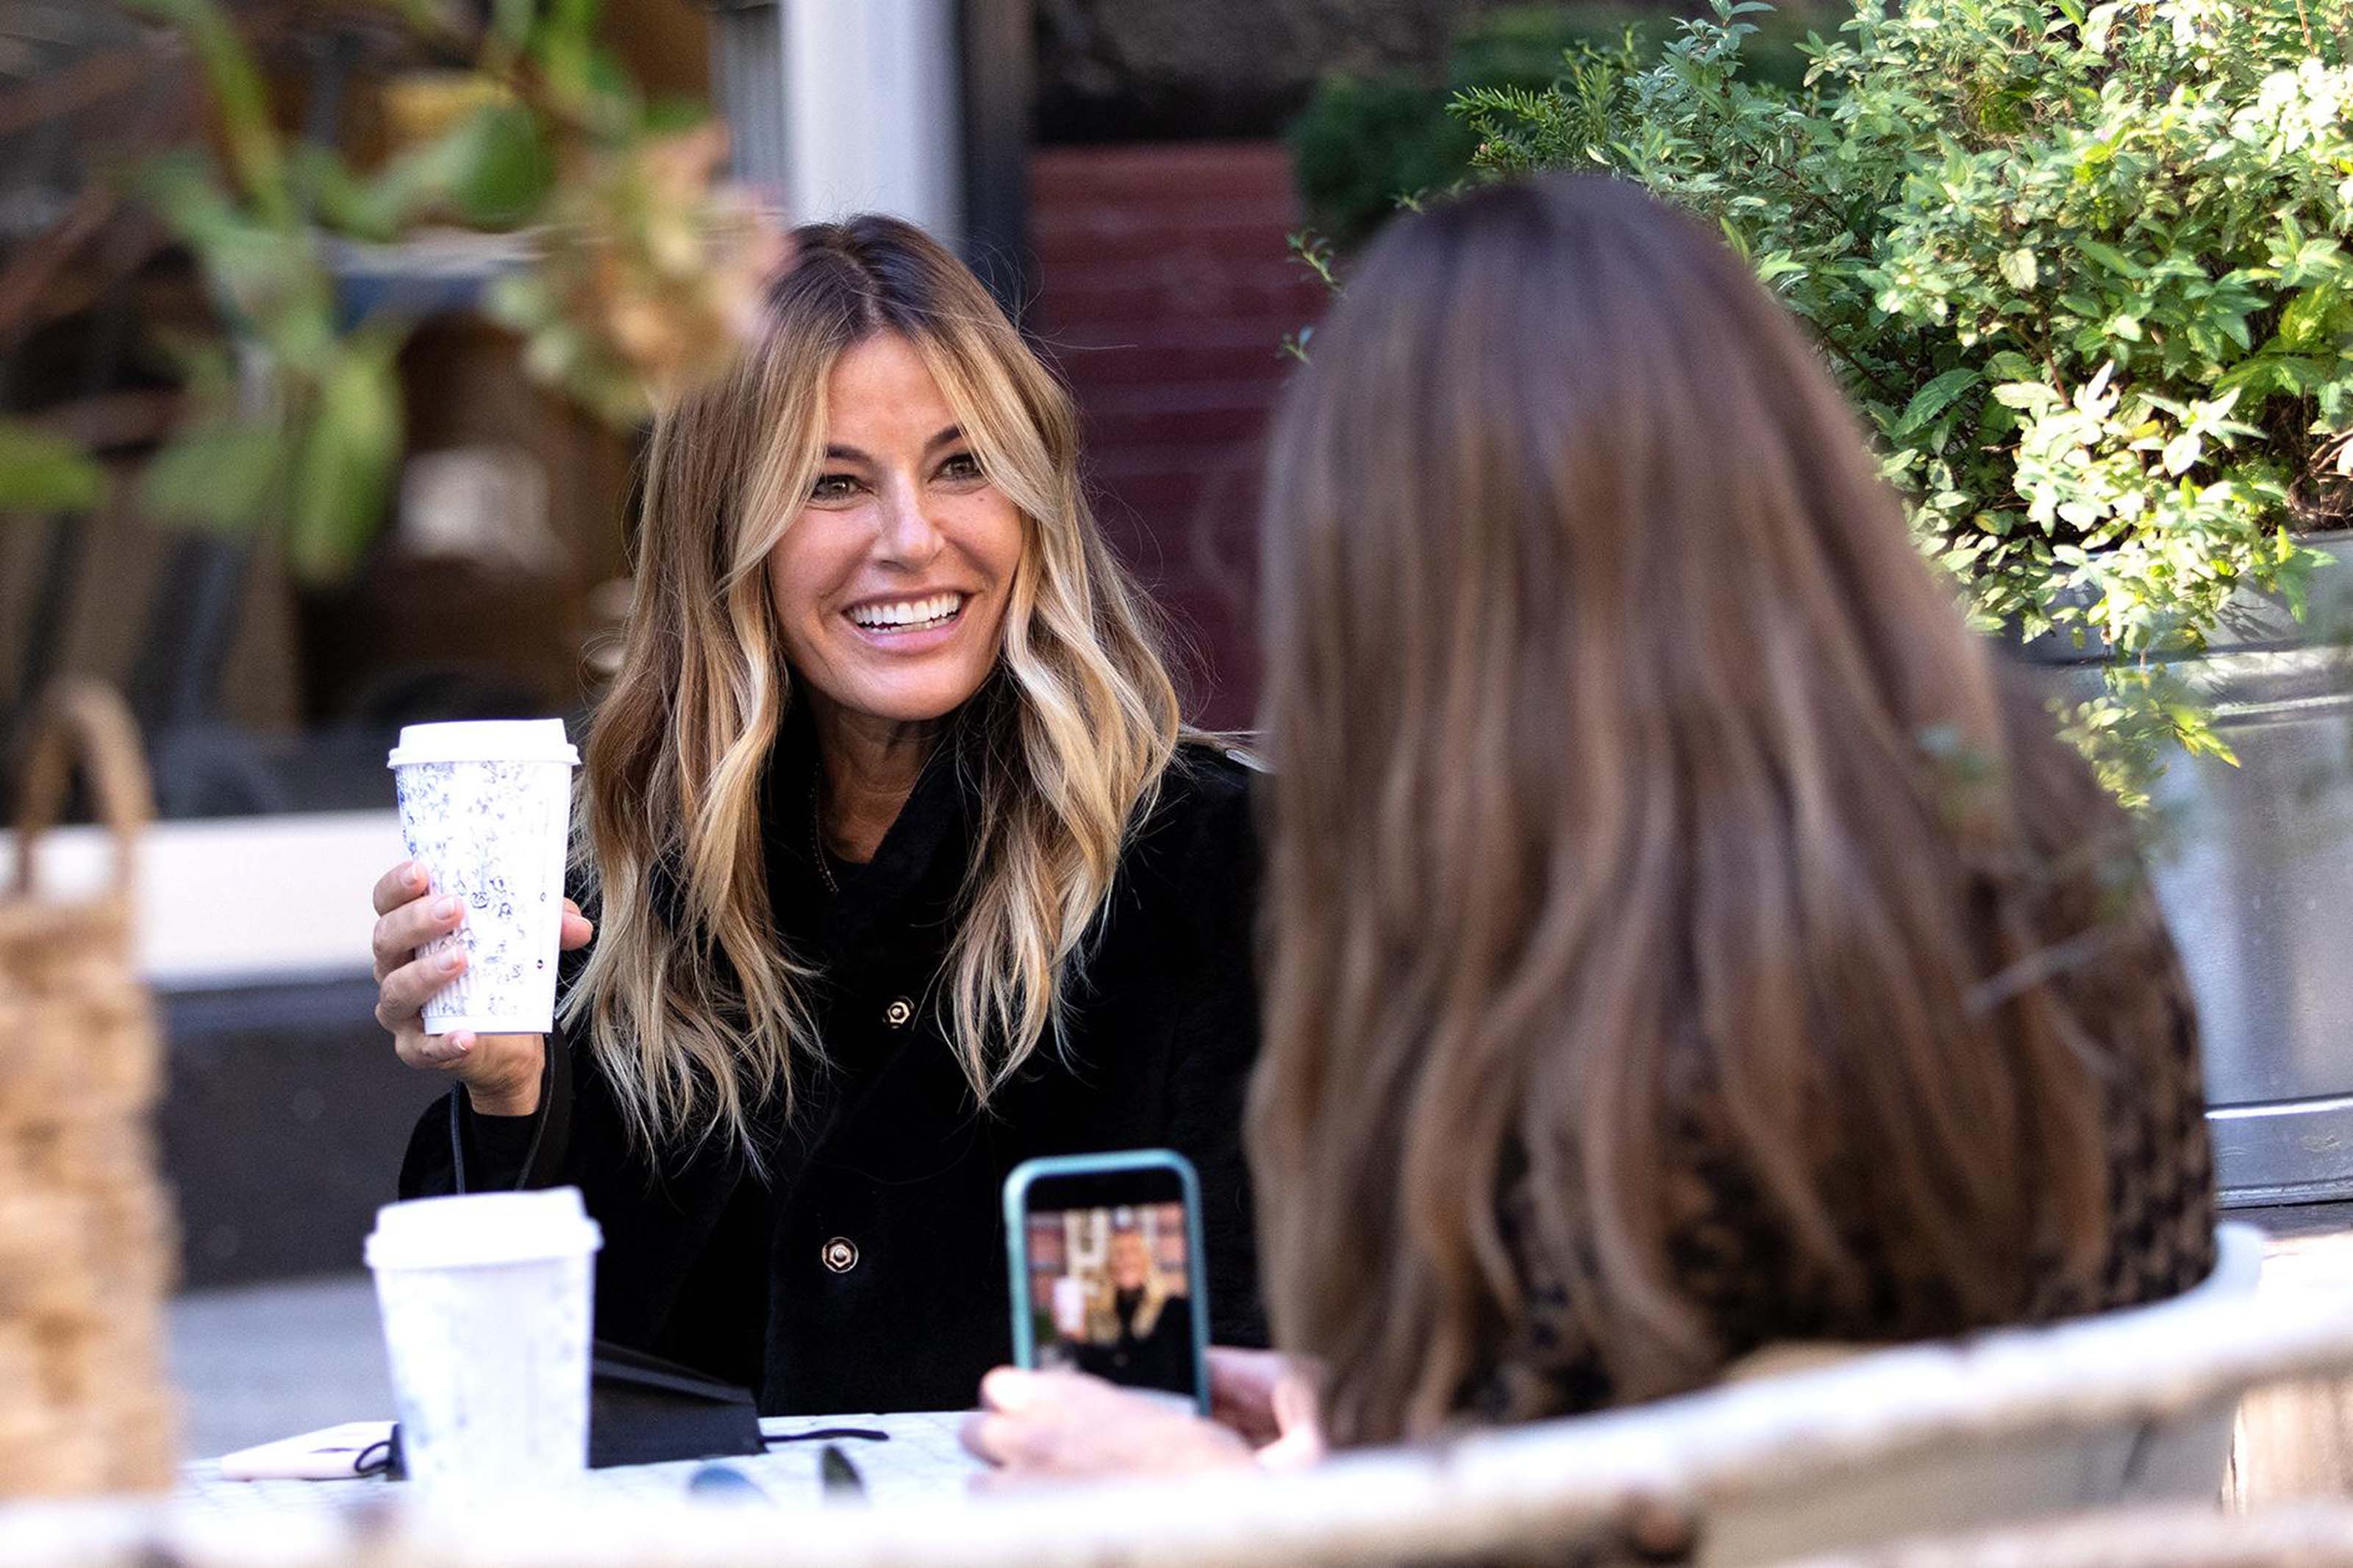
397,720,1267,1414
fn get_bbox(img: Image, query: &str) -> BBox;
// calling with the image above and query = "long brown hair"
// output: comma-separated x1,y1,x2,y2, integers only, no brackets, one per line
570,215,1180,1158
1251,176,2139,1445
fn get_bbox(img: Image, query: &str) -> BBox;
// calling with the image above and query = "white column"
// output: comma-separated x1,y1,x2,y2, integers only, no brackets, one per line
710,0,967,246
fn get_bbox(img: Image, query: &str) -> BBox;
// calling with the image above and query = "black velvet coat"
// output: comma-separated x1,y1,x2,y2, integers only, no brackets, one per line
398,717,1266,1415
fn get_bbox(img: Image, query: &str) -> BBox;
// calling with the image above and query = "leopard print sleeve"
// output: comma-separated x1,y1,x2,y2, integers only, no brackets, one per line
2086,931,2217,1311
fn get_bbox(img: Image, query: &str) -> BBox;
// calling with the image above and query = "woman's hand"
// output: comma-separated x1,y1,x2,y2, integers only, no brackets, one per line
1204,1347,1327,1469
369,860,593,1117
959,1350,1325,1484
960,1368,1249,1483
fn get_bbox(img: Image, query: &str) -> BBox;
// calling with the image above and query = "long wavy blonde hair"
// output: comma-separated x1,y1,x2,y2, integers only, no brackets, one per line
566,215,1182,1156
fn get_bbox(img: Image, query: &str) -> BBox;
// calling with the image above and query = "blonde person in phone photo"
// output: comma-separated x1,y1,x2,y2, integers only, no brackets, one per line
1073,1222,1194,1392
368,216,1265,1415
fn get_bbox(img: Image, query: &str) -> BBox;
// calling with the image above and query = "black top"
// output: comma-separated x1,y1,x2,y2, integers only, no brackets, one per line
1074,1289,1197,1397
400,709,1268,1414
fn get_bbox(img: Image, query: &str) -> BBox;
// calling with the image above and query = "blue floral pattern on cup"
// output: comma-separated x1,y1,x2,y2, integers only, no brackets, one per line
394,759,573,1034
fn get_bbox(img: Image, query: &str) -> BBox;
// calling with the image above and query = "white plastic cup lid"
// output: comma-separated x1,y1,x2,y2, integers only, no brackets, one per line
365,1187,603,1271
388,719,580,770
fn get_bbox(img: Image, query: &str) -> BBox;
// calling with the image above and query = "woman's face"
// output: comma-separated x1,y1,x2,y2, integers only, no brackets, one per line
768,332,1024,730
1110,1233,1150,1291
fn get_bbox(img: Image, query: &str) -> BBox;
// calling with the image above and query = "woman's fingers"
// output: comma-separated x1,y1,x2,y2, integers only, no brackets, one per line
960,1367,1252,1482
1206,1348,1285,1442
959,1410,1019,1467
1204,1349,1326,1465
371,861,428,917
559,900,594,952
376,948,465,1029
396,1028,476,1072
371,892,465,981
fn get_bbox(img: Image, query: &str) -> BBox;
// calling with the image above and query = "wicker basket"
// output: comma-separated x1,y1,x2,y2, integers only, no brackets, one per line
0,681,178,1497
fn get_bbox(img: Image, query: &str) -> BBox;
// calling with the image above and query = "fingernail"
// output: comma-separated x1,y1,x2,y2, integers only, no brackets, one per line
450,1033,474,1053
440,951,465,973
433,897,461,920
403,864,424,889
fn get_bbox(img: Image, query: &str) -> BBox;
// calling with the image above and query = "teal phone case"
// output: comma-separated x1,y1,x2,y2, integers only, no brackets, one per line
1003,1149,1212,1414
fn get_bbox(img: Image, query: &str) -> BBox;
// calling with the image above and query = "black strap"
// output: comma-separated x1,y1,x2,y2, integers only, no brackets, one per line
522,1024,574,1187
444,1028,572,1194
446,1090,468,1192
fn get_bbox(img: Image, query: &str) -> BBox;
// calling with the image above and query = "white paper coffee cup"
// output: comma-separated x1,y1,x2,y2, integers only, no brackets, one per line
389,719,579,1037
365,1188,602,1501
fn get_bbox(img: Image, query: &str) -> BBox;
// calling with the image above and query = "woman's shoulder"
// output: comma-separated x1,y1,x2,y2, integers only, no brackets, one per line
1101,738,1262,923
1165,735,1263,801
1135,737,1261,859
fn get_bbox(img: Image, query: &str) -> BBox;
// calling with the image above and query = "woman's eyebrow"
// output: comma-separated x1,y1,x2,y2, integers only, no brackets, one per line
821,428,963,462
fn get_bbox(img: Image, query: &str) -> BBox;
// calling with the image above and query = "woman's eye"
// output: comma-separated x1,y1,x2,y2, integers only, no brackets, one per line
937,453,983,483
810,473,860,502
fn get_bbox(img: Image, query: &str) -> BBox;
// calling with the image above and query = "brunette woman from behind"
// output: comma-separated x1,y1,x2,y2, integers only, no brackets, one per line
966,174,2216,1475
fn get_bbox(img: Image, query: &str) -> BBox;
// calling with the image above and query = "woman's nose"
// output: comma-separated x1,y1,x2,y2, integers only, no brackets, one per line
875,483,945,567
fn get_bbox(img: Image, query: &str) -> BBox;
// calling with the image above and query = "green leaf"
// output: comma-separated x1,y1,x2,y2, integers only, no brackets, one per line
2161,432,2202,476
1999,247,2039,290
1993,381,2061,411
2076,239,2145,279
140,420,282,536
1895,367,1982,434
2277,282,2347,352
0,422,104,513
288,339,404,582
122,0,293,229
440,102,554,228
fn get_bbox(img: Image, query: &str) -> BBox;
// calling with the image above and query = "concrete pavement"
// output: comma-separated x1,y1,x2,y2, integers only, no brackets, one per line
168,1274,391,1461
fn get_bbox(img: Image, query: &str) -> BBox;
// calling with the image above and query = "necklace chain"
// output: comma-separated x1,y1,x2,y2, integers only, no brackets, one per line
810,778,840,895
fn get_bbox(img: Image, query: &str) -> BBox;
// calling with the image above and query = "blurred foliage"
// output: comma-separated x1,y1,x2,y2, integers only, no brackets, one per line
2,0,782,584
1289,3,1820,246
1452,0,2353,801
0,423,106,512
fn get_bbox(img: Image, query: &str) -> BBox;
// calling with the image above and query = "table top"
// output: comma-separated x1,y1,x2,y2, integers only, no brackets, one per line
173,1412,985,1522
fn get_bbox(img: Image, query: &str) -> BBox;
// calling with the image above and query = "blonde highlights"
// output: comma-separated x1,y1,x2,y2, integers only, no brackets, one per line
568,215,1180,1156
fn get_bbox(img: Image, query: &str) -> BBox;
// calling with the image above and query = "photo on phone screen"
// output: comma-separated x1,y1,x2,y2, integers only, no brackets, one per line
1005,1152,1207,1407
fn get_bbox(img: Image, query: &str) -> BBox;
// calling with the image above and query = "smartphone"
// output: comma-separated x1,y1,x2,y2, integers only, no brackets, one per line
1003,1150,1211,1413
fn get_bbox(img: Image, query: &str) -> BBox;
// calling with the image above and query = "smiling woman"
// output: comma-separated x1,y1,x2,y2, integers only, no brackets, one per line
368,216,1267,1415
766,337,1026,803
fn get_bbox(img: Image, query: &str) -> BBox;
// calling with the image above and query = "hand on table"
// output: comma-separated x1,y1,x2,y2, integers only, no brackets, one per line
369,859,593,1117
959,1347,1324,1486
1202,1347,1326,1467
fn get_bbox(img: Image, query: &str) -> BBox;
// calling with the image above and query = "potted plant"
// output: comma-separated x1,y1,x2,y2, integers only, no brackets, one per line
0,0,780,808
1452,0,2353,1203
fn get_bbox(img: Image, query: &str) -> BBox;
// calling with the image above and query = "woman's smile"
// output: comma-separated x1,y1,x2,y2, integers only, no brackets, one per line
843,589,971,647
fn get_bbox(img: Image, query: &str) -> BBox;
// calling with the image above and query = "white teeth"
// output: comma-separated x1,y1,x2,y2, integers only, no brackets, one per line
848,592,963,631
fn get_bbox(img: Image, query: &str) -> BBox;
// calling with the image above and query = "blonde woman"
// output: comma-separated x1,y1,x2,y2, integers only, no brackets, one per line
368,216,1265,1414
1072,1225,1195,1395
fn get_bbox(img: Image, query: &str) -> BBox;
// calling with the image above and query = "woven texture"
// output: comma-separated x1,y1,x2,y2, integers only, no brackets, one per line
0,681,177,1497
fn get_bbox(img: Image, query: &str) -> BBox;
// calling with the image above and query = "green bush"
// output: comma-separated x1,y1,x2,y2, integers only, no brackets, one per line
1454,0,2353,794
1290,4,1821,246
1290,72,1481,248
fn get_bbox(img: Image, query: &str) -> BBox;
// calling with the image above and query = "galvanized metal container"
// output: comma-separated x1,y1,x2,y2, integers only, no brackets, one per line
2121,534,2353,1206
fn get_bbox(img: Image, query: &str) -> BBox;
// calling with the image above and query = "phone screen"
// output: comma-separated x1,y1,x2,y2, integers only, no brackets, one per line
1017,1164,1200,1400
